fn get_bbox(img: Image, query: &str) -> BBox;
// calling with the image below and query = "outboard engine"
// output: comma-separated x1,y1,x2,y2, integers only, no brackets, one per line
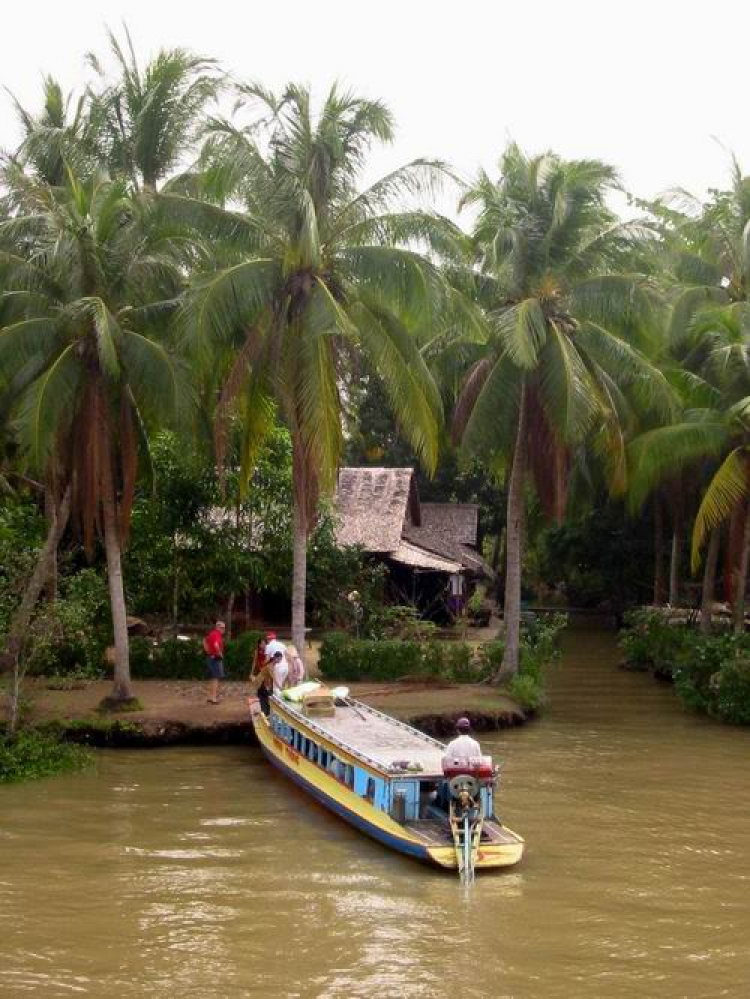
442,756,495,882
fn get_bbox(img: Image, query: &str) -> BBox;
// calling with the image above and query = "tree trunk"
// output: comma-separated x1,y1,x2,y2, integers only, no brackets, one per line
499,386,527,679
226,592,235,640
490,528,503,573
172,542,180,629
2,486,71,674
291,491,308,660
669,527,681,606
653,498,666,606
101,455,133,702
733,503,750,634
43,489,59,602
700,529,720,635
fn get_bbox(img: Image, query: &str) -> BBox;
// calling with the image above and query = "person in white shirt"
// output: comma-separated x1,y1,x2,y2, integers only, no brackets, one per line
265,632,287,663
269,651,289,693
443,717,481,759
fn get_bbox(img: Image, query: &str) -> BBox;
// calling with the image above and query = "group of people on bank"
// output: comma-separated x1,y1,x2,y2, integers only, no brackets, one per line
203,620,304,710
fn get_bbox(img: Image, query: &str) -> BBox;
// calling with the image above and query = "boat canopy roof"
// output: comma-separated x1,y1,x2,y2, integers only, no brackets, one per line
275,696,447,777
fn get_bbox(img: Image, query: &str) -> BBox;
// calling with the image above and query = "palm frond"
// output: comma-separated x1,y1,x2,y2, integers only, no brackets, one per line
627,417,731,511
692,448,749,570
495,298,547,370
15,344,81,469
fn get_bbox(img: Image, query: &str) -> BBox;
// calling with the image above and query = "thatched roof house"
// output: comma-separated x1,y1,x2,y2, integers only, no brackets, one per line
334,468,491,578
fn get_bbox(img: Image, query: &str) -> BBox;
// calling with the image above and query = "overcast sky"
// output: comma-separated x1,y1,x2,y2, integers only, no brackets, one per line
1,0,748,219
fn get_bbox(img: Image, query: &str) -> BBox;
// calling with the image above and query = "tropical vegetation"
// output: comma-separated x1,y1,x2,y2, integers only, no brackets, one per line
2,29,750,740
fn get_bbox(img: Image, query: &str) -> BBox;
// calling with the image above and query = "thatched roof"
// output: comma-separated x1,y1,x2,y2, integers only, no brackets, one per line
389,541,463,573
404,501,490,576
421,503,479,545
335,467,420,552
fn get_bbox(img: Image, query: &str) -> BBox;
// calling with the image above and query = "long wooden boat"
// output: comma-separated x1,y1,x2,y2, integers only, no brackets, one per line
250,687,524,876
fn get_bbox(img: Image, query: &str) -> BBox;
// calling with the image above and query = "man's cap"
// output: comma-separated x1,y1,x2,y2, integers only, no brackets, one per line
266,631,277,640
456,717,471,731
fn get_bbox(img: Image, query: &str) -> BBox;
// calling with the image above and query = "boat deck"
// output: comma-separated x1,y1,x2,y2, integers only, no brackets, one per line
276,696,447,775
402,819,519,846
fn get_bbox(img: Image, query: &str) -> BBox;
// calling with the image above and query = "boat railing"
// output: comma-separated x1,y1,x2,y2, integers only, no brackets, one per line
271,694,446,777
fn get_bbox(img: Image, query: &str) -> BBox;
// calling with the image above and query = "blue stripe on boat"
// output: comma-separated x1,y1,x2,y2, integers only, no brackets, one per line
260,742,429,860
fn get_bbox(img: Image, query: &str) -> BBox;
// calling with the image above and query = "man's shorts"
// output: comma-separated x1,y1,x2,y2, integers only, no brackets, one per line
206,656,225,679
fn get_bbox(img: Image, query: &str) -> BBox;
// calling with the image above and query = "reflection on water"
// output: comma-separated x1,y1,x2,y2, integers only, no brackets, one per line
2,631,750,997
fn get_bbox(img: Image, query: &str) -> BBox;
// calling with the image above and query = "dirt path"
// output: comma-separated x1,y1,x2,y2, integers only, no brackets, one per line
22,675,525,744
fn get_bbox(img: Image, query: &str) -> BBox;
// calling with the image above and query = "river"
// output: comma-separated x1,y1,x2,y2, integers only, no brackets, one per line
2,630,750,997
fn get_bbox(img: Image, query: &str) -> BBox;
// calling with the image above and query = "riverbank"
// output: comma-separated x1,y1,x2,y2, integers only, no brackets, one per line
21,677,527,747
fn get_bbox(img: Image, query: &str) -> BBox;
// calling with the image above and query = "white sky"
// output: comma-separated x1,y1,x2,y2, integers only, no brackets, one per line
1,0,748,221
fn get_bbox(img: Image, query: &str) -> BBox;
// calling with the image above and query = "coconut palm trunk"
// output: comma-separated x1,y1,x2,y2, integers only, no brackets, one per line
499,386,527,678
733,503,750,634
101,451,133,702
2,486,71,674
669,524,681,606
700,529,720,635
653,498,666,605
291,491,308,659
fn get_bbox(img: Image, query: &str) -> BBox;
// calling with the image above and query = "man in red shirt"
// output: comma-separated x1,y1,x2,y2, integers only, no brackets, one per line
204,620,226,704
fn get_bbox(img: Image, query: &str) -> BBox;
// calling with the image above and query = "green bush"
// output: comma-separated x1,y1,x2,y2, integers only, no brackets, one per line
25,569,110,679
621,613,750,725
224,631,263,677
318,634,425,681
507,672,545,711
477,640,504,677
318,624,564,688
127,631,262,680
619,609,693,676
713,660,750,725
0,730,93,784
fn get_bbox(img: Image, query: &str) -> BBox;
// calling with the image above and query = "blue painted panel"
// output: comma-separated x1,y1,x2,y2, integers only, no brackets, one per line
261,744,429,861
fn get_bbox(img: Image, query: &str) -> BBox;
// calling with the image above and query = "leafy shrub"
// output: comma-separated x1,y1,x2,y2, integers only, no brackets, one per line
429,642,476,680
507,672,545,712
127,631,262,680
522,613,568,662
318,634,479,681
0,730,93,784
619,609,693,676
318,635,424,681
224,631,263,677
621,613,750,725
373,605,438,641
318,625,563,688
712,660,750,725
477,640,504,677
25,569,110,679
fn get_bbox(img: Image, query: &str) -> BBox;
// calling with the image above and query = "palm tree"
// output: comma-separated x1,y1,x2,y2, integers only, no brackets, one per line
454,144,669,675
6,76,98,185
0,164,189,703
86,26,222,191
629,358,750,633
178,83,465,653
629,161,750,627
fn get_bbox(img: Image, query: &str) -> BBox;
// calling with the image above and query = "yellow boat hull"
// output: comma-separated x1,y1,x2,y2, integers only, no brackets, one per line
253,707,524,871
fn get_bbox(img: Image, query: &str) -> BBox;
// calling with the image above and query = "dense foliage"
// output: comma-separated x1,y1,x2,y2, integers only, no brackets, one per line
318,613,567,710
3,29,750,747
0,729,93,784
620,609,750,724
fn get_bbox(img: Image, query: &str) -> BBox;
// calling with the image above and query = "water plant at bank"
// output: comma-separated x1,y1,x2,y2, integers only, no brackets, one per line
0,728,93,784
620,609,750,725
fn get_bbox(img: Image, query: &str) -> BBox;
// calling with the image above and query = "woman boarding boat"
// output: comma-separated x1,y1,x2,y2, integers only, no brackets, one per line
250,684,524,878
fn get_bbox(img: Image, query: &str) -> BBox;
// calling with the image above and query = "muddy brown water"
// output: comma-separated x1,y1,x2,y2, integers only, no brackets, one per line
2,631,750,998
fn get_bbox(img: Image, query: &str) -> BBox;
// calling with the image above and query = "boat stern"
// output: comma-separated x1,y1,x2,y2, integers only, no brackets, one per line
426,828,525,870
